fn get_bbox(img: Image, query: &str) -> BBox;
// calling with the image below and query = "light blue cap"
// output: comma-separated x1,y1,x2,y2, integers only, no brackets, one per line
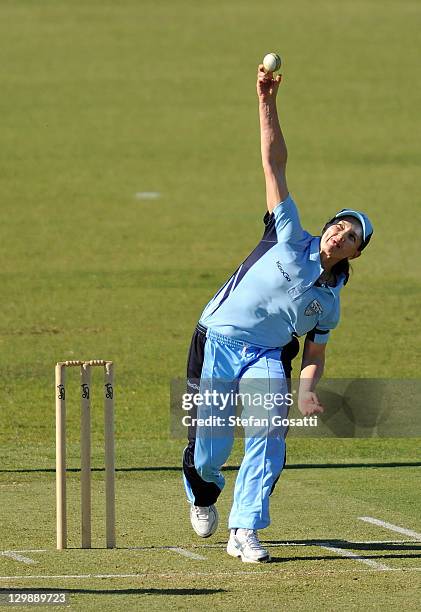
332,209,374,251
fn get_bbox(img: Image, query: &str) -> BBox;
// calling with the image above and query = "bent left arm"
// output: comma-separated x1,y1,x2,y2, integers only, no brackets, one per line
298,337,326,416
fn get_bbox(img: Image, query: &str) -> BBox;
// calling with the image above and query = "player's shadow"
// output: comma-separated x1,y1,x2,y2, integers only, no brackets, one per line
0,587,227,596
264,538,421,563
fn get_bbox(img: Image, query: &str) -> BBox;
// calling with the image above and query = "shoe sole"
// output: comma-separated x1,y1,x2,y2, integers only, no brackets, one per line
192,525,217,538
227,542,271,563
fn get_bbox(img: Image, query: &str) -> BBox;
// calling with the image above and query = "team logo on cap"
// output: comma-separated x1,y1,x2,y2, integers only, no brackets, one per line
305,299,323,316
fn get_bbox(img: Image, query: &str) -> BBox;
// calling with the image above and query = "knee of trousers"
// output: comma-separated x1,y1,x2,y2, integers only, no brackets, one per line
265,436,286,476
194,440,230,480
194,454,221,481
268,438,287,495
195,464,214,482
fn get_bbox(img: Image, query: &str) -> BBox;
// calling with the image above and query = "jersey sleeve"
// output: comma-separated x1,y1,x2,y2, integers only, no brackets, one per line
306,301,340,345
263,194,306,244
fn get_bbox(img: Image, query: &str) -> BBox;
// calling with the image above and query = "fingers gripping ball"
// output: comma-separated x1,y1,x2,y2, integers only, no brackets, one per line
262,52,282,73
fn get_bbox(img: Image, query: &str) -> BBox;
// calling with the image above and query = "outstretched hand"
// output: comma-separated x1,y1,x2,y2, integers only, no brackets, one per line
256,64,282,103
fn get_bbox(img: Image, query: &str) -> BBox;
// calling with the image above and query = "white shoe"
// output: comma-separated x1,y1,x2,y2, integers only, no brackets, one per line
227,528,271,563
190,504,218,538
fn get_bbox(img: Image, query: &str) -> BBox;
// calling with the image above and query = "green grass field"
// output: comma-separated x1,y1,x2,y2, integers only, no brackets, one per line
1,0,420,609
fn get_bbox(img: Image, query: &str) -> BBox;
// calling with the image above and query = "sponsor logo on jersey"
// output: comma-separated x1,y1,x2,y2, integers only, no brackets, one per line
305,299,323,316
276,261,291,282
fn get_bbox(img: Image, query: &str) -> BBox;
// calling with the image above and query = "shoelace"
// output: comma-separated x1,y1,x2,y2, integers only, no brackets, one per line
193,506,210,520
239,529,262,550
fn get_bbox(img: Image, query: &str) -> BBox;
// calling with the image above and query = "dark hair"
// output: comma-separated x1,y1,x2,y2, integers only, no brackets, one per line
321,221,352,286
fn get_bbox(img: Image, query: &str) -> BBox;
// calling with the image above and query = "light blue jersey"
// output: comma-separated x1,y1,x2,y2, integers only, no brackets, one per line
200,194,344,348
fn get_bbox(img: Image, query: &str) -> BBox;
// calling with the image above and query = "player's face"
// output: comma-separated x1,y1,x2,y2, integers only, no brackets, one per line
320,217,363,261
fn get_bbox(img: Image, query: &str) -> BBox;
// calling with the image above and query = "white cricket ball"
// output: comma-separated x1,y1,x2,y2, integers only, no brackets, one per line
262,52,282,73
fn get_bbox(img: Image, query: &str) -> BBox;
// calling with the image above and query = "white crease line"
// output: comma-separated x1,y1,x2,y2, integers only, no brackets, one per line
135,192,161,200
191,539,420,549
342,539,421,544
2,540,418,556
5,550,47,553
0,574,150,580
320,546,391,571
1,568,421,580
128,540,414,551
0,552,37,565
167,547,206,561
358,517,421,540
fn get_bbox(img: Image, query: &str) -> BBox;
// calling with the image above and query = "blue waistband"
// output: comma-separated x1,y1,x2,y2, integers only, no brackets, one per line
207,328,252,349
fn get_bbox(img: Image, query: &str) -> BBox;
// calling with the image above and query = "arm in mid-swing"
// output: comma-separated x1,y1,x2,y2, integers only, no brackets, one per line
298,337,326,416
257,65,325,415
257,64,288,212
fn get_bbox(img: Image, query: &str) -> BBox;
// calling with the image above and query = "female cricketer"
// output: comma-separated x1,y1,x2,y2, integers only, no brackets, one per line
182,64,373,563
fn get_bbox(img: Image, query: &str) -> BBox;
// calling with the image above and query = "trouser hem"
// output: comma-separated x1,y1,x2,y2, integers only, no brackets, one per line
228,517,270,530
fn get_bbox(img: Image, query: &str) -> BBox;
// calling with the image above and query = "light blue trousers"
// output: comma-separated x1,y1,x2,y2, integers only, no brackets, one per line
183,328,288,530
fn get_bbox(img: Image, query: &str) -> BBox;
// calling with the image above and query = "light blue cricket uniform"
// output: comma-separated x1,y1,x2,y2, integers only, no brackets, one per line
184,194,345,530
200,193,344,346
